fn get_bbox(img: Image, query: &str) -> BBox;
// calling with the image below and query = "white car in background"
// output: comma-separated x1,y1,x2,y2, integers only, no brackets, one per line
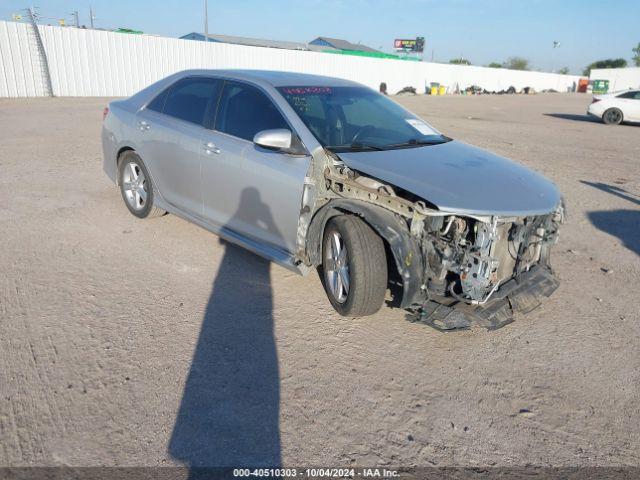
587,89,640,125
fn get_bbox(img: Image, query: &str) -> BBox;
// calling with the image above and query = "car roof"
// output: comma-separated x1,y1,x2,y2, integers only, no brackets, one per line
176,69,362,88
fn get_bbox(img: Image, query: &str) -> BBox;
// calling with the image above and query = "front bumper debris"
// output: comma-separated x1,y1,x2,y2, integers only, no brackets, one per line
407,265,560,331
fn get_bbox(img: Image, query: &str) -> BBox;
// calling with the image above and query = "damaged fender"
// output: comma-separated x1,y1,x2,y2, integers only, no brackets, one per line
305,199,426,308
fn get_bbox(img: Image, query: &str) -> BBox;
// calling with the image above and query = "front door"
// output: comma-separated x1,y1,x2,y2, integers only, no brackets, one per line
201,81,310,253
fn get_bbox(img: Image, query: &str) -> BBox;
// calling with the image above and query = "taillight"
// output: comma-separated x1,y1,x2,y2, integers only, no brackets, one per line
102,107,109,120
591,98,601,104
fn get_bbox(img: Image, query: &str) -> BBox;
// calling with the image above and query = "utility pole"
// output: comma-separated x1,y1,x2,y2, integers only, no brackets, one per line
204,0,208,38
89,6,95,29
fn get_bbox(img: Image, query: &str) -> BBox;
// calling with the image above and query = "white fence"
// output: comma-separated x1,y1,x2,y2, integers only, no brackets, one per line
1,20,582,98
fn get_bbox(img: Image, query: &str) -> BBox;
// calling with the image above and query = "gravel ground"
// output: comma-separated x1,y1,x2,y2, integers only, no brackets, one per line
1,93,639,469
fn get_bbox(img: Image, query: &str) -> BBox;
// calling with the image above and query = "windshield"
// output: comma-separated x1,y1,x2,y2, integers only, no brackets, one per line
277,86,450,152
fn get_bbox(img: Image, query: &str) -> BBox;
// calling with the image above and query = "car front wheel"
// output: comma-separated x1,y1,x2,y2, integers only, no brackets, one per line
322,215,387,317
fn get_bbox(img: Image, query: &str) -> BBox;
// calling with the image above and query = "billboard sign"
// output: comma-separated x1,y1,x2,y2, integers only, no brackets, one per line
394,37,424,53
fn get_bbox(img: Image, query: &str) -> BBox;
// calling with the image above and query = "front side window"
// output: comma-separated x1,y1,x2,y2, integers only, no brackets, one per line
161,77,222,126
277,86,449,152
215,81,289,141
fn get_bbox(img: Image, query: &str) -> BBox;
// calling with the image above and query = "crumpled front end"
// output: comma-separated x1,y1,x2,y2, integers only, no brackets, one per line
419,209,563,305
313,158,564,330
410,207,564,330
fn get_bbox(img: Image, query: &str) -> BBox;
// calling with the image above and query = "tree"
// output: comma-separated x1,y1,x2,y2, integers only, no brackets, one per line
504,57,529,71
583,58,627,76
449,58,471,65
633,42,640,67
487,62,502,68
557,66,570,75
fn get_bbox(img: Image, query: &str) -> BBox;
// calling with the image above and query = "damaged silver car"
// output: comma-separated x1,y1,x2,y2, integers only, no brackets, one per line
102,70,563,329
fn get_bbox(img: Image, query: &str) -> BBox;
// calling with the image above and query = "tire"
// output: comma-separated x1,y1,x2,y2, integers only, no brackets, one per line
321,215,387,317
602,108,623,125
118,151,165,219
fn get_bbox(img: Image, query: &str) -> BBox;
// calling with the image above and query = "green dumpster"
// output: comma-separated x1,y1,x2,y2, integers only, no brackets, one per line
592,79,609,94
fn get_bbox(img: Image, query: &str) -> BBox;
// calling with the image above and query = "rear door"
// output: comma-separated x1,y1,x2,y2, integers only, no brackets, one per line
615,90,640,121
136,77,222,217
200,80,311,253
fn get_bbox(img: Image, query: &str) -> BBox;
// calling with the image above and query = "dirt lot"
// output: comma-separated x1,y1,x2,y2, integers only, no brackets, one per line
1,93,639,469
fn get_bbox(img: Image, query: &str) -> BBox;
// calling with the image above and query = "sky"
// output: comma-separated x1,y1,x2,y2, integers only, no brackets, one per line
2,0,638,74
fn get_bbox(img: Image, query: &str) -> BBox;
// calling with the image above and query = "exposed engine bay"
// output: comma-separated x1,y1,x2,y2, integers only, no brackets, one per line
420,209,562,305
304,152,564,328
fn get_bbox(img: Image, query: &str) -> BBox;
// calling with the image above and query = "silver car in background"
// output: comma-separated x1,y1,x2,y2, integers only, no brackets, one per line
102,70,564,330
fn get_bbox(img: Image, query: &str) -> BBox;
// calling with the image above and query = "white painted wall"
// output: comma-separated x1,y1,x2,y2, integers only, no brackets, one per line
0,20,582,98
0,21,49,97
589,67,640,91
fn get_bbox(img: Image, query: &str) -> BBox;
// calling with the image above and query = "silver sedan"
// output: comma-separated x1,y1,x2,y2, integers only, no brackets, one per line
102,70,564,329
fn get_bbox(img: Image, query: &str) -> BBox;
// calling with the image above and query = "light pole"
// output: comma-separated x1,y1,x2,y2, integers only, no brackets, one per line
204,0,208,38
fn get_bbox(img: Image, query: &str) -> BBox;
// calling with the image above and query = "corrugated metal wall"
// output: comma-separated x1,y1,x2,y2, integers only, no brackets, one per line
0,21,49,97
1,20,582,98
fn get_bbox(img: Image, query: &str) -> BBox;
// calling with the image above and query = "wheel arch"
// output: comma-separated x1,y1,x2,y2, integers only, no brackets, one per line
306,199,426,308
115,146,136,185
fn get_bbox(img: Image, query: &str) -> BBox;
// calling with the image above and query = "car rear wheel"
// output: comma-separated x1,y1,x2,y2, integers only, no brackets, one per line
118,151,165,219
322,215,387,317
602,107,623,125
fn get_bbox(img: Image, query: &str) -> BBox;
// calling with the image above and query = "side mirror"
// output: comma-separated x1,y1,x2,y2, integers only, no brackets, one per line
253,129,292,151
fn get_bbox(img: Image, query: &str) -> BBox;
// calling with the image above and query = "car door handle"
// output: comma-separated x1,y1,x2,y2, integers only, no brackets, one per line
203,142,221,154
138,121,150,131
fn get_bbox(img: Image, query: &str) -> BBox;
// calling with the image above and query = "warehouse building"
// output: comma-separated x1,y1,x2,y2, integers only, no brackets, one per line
180,32,380,55
309,36,380,53
180,32,330,52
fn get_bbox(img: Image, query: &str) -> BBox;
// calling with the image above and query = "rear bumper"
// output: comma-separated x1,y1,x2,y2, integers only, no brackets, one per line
587,103,604,119
409,265,560,331
101,125,118,184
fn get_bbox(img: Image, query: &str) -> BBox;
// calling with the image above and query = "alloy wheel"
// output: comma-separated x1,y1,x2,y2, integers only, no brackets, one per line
325,231,350,303
605,109,622,124
122,161,148,210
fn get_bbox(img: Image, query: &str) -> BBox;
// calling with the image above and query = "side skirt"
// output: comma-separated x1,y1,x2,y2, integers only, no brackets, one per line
153,197,310,276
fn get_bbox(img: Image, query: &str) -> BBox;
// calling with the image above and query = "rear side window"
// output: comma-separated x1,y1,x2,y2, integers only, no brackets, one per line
215,81,289,141
162,78,222,126
617,91,640,99
147,87,170,113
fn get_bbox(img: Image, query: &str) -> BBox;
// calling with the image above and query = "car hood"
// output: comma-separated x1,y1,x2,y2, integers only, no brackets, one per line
336,140,561,216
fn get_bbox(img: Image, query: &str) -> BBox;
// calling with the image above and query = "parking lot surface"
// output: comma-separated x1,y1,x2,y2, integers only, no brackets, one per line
1,93,639,467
